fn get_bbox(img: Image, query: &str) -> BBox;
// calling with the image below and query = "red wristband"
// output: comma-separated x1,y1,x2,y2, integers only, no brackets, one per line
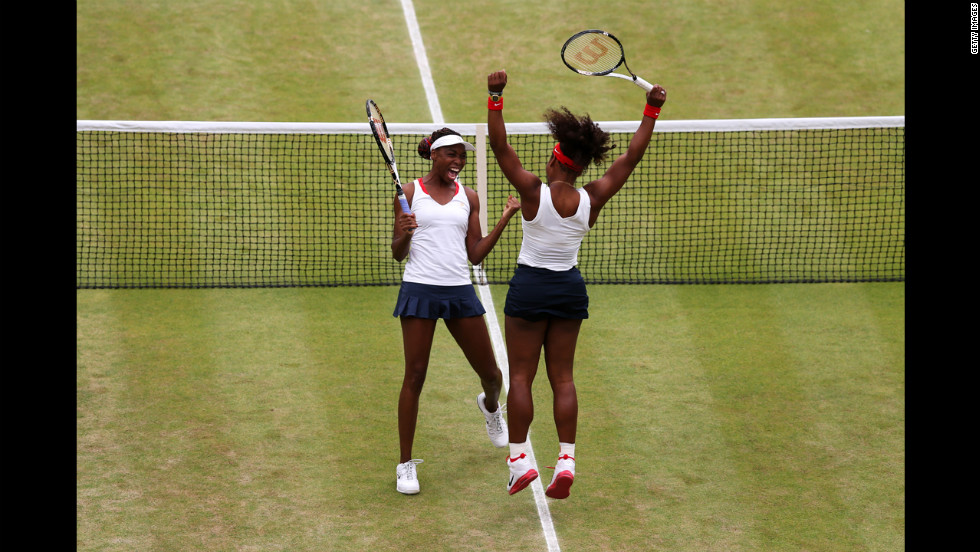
488,96,503,111
644,104,661,119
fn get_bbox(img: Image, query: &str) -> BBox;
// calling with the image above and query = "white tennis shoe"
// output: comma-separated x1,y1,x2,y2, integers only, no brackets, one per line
477,392,508,448
507,453,538,495
396,459,423,495
545,454,575,499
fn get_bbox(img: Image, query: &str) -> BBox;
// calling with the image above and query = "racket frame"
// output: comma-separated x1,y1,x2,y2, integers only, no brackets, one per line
366,99,412,216
561,29,653,91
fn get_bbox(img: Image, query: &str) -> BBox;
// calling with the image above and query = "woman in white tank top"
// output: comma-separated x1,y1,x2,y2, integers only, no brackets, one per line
389,128,521,494
486,69,667,499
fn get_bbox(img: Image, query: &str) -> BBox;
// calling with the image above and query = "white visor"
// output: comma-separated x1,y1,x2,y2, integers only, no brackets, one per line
430,134,477,152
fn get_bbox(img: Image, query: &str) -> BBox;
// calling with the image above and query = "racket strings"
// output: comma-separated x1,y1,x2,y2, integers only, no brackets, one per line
368,104,396,161
563,33,624,74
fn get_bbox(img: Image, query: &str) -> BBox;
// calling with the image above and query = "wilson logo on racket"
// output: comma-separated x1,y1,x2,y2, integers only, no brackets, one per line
573,39,610,66
371,118,388,142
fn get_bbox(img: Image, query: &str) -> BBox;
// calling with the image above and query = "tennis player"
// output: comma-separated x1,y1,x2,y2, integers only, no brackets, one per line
391,128,521,495
486,70,666,498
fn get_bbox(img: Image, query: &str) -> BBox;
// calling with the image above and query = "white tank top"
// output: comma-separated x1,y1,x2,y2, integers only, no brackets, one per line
402,178,473,286
517,184,591,271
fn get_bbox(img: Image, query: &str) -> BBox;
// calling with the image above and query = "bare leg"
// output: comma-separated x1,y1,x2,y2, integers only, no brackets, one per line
542,318,583,444
398,316,437,463
504,315,548,443
445,315,504,411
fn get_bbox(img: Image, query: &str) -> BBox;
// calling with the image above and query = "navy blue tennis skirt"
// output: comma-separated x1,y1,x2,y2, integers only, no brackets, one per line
504,264,589,321
393,281,486,319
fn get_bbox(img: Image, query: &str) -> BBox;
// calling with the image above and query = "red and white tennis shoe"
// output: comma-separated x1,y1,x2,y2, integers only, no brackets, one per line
545,454,575,499
506,453,538,495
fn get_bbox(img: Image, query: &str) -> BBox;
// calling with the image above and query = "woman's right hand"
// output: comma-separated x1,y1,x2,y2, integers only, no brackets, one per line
396,210,418,234
646,84,666,107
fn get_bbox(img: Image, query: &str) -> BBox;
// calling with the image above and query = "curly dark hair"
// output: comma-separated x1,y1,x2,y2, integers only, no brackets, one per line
544,107,614,171
417,127,463,160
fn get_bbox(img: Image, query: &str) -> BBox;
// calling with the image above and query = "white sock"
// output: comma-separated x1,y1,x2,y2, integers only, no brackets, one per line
509,441,527,459
559,442,575,459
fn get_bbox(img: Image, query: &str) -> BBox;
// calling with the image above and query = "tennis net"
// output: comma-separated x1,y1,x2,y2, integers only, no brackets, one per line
76,117,904,288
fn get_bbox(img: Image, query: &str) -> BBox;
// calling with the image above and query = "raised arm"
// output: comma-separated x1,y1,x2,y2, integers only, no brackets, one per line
465,191,520,265
585,85,667,214
487,70,541,200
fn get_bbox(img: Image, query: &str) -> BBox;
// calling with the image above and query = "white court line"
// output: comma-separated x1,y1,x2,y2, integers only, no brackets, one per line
474,271,562,552
399,2,560,550
399,0,444,125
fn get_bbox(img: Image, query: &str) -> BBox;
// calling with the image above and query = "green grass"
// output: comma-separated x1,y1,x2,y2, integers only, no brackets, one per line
77,1,904,550
77,284,904,551
77,0,904,123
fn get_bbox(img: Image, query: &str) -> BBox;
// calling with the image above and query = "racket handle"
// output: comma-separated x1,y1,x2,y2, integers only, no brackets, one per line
396,194,414,233
398,195,411,214
633,76,653,91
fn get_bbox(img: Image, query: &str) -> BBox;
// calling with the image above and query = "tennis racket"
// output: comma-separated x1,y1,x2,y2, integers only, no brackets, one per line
366,99,413,225
560,30,653,91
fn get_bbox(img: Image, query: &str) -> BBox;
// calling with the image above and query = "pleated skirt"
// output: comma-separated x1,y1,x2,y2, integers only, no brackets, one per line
393,281,486,319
